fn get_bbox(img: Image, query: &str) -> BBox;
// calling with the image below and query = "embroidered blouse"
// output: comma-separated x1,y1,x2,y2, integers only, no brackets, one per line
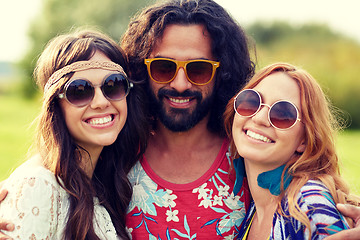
0,164,120,239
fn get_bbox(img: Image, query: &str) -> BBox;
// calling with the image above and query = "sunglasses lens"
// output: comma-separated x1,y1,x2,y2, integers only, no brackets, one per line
150,59,177,83
270,101,298,129
186,61,213,84
235,90,260,117
102,74,129,100
66,79,94,106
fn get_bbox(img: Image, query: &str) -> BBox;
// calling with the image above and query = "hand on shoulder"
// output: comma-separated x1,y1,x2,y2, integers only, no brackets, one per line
324,204,360,240
0,189,14,237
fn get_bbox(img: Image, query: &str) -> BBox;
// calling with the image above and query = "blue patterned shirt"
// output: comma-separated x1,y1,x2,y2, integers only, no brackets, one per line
239,180,349,240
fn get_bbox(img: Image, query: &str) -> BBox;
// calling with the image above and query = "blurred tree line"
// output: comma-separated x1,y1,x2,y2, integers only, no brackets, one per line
19,0,155,97
18,0,360,129
246,22,360,129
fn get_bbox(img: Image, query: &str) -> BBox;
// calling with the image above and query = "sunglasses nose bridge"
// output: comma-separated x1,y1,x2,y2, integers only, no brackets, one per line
92,83,102,88
258,103,271,116
169,60,192,91
176,60,186,69
251,103,272,127
91,83,108,99
89,86,111,108
173,60,188,80
175,60,205,85
260,103,271,109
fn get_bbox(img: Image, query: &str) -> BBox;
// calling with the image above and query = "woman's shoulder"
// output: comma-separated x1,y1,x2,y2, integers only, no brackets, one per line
295,179,336,207
295,179,349,230
301,179,329,189
275,180,349,239
4,155,65,195
0,156,68,238
298,180,332,200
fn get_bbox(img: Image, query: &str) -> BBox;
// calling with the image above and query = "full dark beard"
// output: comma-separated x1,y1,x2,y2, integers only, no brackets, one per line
148,88,215,132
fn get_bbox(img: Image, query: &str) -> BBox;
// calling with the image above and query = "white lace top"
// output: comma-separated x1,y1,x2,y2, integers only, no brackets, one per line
0,163,120,239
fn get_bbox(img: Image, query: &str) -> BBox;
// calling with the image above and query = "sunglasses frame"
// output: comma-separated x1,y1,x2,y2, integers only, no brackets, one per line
58,73,133,107
234,89,301,130
144,58,220,86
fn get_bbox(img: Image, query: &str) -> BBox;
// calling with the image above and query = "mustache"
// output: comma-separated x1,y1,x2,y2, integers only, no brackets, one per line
158,88,202,100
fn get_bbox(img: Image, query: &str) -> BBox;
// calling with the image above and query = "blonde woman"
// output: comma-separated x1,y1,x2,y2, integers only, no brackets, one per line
224,63,360,239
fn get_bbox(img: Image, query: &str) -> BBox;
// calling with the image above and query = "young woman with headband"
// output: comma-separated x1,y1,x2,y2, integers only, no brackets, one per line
0,29,148,239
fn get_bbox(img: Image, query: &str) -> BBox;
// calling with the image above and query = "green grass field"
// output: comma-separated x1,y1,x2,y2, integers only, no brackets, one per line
0,88,41,179
0,86,359,195
337,130,360,194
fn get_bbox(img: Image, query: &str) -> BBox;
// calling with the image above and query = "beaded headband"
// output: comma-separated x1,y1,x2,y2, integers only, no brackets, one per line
44,61,127,93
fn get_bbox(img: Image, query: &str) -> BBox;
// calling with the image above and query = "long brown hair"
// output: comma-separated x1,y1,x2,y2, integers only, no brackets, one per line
34,29,149,240
224,63,360,236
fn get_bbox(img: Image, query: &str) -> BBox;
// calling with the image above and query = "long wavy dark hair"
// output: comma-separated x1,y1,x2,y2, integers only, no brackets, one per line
121,0,255,136
34,29,149,240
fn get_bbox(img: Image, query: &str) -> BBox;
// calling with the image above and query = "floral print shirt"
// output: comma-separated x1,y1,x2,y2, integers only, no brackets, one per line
126,139,250,239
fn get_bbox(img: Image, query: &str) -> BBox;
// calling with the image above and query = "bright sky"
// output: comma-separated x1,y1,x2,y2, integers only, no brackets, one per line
1,0,360,62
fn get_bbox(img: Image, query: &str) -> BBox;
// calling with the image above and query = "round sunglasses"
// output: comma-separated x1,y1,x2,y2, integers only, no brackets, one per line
234,89,301,130
144,58,220,86
58,73,133,107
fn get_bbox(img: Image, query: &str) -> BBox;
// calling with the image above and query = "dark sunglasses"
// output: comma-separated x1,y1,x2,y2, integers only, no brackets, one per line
234,89,301,130
58,73,133,107
144,58,220,86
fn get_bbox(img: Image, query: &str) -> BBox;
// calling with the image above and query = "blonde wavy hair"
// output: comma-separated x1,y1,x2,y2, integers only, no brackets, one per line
224,62,360,237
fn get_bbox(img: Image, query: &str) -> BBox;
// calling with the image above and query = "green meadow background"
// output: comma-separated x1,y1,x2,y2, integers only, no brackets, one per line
0,82,41,179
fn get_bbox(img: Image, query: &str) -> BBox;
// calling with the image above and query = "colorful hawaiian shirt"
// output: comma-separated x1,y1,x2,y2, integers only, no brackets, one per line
126,139,250,239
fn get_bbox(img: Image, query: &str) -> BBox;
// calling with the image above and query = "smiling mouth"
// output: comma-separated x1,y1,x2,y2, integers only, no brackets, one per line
86,115,114,125
246,130,274,143
168,97,191,104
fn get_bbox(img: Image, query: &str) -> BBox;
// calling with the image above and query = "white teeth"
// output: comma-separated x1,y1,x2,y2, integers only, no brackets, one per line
169,98,190,104
246,130,272,143
88,115,112,125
